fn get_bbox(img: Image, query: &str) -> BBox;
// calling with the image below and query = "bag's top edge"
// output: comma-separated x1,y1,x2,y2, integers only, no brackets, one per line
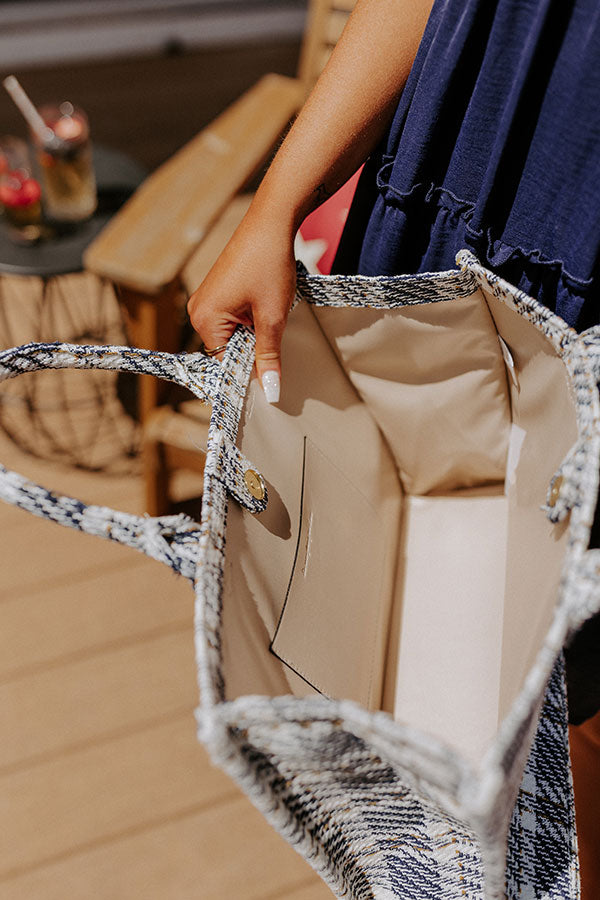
295,257,478,309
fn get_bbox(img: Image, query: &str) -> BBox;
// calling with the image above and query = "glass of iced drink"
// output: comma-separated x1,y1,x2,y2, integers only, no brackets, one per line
34,102,97,223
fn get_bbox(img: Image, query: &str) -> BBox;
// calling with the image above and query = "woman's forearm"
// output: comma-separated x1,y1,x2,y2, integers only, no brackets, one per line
187,0,434,394
251,0,435,234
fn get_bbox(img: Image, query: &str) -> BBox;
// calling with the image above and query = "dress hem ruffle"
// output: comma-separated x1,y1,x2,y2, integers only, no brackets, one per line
375,162,594,303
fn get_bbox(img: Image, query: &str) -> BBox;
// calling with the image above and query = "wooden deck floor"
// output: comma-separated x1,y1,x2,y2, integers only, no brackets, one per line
0,413,332,899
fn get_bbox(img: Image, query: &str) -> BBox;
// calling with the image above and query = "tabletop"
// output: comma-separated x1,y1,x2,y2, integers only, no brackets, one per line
0,145,146,278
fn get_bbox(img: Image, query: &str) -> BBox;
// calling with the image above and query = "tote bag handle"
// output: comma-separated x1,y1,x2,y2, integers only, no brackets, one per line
0,334,261,579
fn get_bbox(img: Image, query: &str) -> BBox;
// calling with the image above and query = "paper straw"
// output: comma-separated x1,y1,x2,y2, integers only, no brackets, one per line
2,76,56,147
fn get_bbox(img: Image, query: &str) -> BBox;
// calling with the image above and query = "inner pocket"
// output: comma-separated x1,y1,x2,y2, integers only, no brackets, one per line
270,436,391,710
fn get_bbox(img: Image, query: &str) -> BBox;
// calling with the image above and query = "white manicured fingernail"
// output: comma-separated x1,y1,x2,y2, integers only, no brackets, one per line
261,370,280,404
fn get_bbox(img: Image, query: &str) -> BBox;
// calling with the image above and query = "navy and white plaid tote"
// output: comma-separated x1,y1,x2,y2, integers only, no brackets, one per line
2,250,598,899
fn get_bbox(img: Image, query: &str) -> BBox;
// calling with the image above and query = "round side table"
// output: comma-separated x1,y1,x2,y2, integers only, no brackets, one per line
0,146,146,472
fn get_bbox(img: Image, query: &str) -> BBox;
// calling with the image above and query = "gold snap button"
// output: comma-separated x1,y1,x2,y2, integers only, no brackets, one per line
548,475,563,508
244,469,265,501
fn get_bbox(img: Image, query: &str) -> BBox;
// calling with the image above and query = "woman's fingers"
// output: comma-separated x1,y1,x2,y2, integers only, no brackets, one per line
254,309,287,404
186,216,296,402
253,261,296,403
187,288,238,359
189,288,289,403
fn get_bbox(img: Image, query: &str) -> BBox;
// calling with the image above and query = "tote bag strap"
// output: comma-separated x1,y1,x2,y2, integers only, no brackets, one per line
0,334,263,579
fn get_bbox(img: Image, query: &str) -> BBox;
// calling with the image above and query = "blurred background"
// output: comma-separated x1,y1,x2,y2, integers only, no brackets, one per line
0,0,304,170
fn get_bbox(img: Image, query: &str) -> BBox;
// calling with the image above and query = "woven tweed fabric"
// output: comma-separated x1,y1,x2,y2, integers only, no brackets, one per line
0,337,263,578
201,255,594,899
0,255,596,899
208,659,576,900
505,657,579,900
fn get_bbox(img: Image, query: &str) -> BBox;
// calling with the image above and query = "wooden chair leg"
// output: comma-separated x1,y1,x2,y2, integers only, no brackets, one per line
142,435,171,517
142,404,210,516
118,281,183,423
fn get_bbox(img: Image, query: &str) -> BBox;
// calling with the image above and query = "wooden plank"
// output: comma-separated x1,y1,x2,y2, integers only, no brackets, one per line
0,480,142,519
142,403,210,513
0,556,192,679
324,8,350,45
0,628,197,771
143,406,210,454
0,796,321,900
0,511,148,599
0,473,142,517
142,428,171,517
84,74,303,294
182,193,253,294
169,469,205,505
297,0,332,91
119,281,184,354
0,714,235,877
118,280,185,420
0,433,143,515
298,0,356,91
318,46,334,74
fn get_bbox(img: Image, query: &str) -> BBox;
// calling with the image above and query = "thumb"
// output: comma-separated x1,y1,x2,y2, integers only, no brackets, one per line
254,312,285,404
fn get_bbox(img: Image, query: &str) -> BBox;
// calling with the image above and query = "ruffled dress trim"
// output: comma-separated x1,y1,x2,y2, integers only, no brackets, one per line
334,154,595,330
376,158,592,293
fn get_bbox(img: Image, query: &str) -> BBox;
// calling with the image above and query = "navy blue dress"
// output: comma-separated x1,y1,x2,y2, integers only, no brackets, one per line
334,0,600,331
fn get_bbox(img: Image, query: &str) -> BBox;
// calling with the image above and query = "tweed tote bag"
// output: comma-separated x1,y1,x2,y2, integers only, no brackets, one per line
1,250,599,899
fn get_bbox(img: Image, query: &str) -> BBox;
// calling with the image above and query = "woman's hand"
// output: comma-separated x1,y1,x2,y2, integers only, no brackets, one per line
187,206,297,403
187,0,435,400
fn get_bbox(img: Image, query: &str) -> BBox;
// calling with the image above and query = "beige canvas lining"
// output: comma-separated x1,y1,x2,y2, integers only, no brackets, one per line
220,285,577,765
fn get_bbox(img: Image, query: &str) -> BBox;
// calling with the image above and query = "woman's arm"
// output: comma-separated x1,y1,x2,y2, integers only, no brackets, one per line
187,0,434,400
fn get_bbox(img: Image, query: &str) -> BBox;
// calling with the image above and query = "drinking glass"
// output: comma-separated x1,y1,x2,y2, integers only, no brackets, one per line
33,102,97,223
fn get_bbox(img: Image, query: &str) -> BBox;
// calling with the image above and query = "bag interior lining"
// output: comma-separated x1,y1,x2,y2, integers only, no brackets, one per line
221,284,578,765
